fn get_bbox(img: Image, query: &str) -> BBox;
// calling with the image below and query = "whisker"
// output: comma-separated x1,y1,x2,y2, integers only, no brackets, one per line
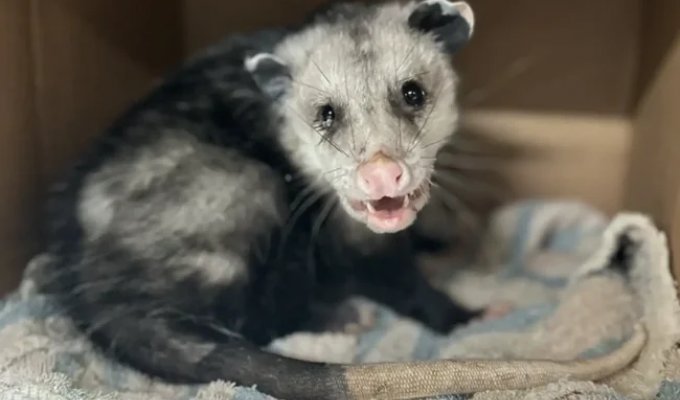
311,59,332,86
322,167,344,178
278,190,329,255
415,165,436,176
327,172,348,185
408,82,448,152
311,197,337,240
349,114,359,156
399,70,432,83
290,78,333,96
433,172,506,199
287,106,350,158
396,43,417,76
339,57,358,156
462,56,535,106
290,185,320,213
306,197,338,276
420,137,452,150
431,185,482,232
436,158,504,171
446,139,501,155
398,114,404,154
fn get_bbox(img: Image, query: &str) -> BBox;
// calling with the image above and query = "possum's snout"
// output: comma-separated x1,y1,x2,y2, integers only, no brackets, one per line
344,151,430,233
357,152,410,198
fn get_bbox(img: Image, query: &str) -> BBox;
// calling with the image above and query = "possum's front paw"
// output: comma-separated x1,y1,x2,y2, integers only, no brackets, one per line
328,299,377,334
304,300,378,334
436,306,484,333
476,301,515,322
413,289,483,333
342,302,377,334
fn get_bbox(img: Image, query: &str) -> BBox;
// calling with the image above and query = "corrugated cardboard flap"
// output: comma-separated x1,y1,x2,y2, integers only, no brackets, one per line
626,35,680,278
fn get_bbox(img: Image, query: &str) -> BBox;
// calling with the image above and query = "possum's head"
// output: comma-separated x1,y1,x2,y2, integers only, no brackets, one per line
246,0,474,233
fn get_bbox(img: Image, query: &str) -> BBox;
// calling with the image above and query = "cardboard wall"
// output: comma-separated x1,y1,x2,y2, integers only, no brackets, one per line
634,0,680,105
626,36,680,277
0,1,40,293
625,0,680,277
182,0,642,115
454,0,641,115
0,0,182,292
461,111,631,215
31,0,183,184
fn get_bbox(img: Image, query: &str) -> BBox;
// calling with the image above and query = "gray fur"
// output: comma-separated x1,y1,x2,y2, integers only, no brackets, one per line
78,131,285,284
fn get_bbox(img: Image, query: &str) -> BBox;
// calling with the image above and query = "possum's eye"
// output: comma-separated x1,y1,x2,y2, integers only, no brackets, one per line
402,81,426,108
318,104,336,129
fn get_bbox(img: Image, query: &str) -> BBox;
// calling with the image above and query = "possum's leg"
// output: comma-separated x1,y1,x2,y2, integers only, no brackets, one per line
353,239,480,333
360,267,479,333
298,299,377,334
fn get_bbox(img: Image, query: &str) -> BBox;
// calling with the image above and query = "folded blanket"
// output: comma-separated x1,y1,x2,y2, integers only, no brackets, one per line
1,200,679,400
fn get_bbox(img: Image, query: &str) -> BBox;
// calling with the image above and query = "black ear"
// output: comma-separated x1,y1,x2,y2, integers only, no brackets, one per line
408,0,475,53
244,53,291,100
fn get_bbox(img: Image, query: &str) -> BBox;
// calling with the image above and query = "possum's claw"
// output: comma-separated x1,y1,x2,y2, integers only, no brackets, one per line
474,301,515,322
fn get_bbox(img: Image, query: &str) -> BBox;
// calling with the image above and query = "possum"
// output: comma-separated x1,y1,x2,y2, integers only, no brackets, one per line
44,1,645,399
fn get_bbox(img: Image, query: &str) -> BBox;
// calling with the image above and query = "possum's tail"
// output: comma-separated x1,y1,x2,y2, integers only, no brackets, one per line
105,317,645,400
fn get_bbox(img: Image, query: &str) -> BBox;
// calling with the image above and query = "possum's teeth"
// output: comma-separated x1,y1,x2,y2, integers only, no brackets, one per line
365,201,376,213
403,195,410,208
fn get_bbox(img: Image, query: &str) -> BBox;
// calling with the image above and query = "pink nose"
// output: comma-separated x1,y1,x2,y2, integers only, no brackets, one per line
357,154,408,198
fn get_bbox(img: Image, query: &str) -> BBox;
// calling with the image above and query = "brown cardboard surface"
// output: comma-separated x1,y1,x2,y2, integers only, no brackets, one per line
626,36,680,277
0,1,41,293
0,1,183,294
674,196,680,281
461,110,631,215
30,0,182,184
182,0,641,115
181,0,329,52
457,0,641,115
634,0,680,107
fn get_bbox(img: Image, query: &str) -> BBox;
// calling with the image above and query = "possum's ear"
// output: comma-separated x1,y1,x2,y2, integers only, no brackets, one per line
408,0,474,53
245,53,291,100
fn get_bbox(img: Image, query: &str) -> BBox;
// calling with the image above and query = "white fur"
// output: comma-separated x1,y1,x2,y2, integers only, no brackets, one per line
172,251,247,284
78,183,115,241
244,53,286,72
424,0,475,35
77,132,283,283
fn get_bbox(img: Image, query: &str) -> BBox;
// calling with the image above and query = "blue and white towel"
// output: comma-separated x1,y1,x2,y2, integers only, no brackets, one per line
1,200,679,399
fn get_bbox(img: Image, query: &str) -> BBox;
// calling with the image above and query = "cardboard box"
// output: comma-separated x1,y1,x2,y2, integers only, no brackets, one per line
0,0,678,293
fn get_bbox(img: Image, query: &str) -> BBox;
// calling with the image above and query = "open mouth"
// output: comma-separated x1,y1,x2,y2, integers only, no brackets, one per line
350,189,423,215
348,187,428,233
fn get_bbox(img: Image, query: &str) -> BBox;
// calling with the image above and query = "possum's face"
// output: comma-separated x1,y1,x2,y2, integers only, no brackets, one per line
247,0,474,233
